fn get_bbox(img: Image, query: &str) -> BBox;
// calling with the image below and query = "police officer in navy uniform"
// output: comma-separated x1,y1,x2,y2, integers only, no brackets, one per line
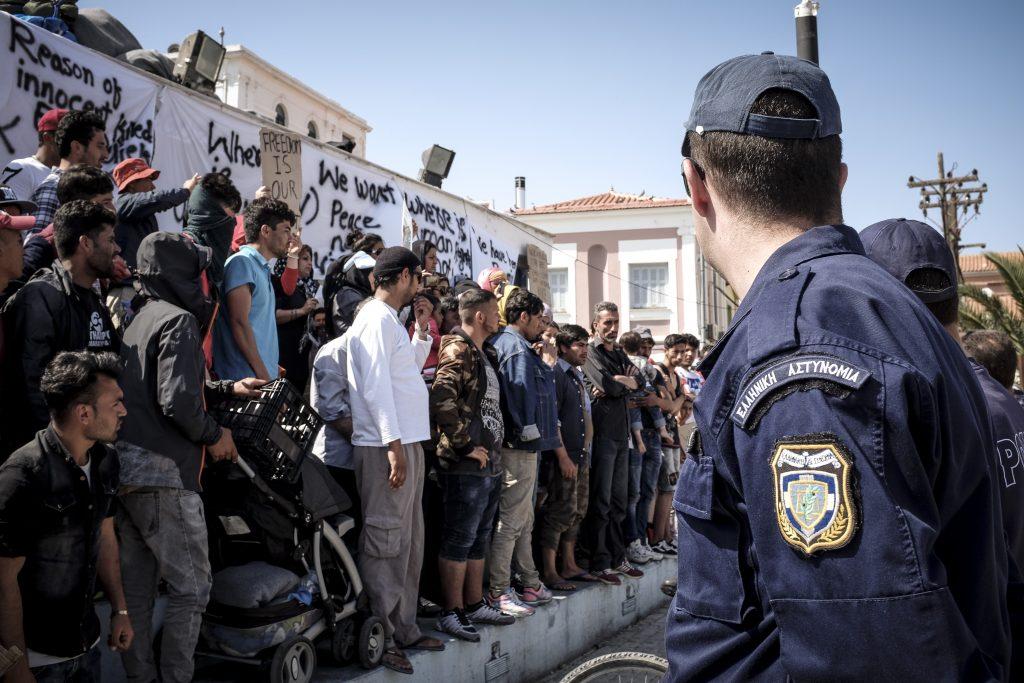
667,54,1011,681
861,217,1024,677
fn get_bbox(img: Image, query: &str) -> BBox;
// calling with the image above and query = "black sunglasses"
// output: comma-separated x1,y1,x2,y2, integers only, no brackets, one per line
680,131,706,198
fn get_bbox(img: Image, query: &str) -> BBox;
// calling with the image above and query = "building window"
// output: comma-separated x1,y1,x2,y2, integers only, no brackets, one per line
275,104,287,126
549,268,568,312
307,121,318,139
629,263,668,309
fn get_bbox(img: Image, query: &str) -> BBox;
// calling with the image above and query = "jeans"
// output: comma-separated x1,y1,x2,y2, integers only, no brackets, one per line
438,469,501,562
118,488,212,683
30,645,101,682
581,437,629,571
632,430,663,542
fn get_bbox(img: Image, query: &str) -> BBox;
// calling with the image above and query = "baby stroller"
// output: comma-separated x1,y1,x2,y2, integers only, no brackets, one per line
198,379,382,682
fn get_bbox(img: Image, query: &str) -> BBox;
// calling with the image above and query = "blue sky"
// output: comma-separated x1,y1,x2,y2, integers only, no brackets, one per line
93,0,1023,251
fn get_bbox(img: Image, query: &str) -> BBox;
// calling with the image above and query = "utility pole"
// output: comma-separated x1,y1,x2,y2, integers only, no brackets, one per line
907,152,988,281
795,1,820,64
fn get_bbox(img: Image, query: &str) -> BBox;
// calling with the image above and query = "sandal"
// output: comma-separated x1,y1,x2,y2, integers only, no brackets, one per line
549,580,578,592
399,635,445,652
382,648,414,675
563,571,600,582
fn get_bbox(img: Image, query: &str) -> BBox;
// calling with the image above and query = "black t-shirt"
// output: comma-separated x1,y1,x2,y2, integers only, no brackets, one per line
273,276,309,389
79,283,116,351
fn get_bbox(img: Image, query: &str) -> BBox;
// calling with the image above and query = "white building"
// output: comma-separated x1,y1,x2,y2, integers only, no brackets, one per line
513,190,733,343
214,45,371,157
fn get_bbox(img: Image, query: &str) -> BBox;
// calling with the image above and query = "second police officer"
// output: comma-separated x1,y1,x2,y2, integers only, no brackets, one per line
667,53,1011,680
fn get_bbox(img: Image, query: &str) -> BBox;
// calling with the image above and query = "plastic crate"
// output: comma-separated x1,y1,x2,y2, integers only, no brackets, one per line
209,379,323,482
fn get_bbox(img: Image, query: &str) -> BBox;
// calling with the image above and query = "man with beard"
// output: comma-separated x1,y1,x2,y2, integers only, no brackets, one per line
485,289,561,616
115,232,265,683
345,246,443,674
0,351,132,682
581,302,643,584
1,201,121,460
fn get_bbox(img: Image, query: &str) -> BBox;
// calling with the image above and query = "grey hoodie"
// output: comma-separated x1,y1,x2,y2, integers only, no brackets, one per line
117,232,231,491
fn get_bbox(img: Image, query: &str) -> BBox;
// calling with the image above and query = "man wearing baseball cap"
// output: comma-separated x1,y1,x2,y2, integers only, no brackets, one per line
862,217,1024,671
668,54,1010,680
0,109,67,205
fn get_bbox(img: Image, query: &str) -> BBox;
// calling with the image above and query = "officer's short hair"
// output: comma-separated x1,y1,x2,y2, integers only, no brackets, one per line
904,268,959,327
458,288,496,323
619,331,643,354
687,88,843,228
41,350,121,420
963,330,1018,390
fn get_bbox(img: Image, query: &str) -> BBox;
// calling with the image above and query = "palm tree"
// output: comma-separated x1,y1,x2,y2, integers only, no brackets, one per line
959,247,1024,355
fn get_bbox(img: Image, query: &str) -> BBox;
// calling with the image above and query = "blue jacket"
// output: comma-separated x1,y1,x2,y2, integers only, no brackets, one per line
666,225,1011,682
489,326,560,451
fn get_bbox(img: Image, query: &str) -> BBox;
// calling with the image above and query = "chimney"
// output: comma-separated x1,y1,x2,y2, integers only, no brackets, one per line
515,176,526,211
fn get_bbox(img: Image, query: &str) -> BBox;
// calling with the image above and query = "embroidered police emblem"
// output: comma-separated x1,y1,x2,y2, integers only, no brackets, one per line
771,436,857,555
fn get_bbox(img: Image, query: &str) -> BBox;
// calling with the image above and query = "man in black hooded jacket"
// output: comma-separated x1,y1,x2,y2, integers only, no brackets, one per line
115,231,263,683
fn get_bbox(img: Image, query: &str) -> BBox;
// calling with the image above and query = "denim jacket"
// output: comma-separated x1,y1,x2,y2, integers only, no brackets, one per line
489,326,560,451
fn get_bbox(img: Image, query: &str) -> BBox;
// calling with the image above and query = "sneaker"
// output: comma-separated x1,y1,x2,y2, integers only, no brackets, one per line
591,569,622,586
436,609,480,642
487,588,536,618
653,540,677,556
669,539,679,553
626,539,650,565
466,601,515,626
417,596,443,617
520,583,553,606
615,560,644,579
661,579,677,598
644,541,664,561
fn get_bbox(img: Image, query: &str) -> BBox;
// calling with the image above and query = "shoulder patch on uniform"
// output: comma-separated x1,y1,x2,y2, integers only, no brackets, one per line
771,435,858,556
732,354,870,429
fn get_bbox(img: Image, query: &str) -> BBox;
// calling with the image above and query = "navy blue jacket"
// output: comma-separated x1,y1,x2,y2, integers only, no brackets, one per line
489,326,560,451
666,225,1011,681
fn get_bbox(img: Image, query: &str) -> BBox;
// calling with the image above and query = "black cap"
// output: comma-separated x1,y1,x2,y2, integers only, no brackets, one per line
372,246,421,279
682,53,841,157
860,218,958,303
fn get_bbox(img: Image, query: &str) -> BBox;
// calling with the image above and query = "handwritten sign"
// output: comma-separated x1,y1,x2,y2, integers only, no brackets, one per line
526,244,551,304
259,127,303,217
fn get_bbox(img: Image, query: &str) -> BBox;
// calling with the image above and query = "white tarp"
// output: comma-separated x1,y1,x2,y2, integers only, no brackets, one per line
0,13,548,282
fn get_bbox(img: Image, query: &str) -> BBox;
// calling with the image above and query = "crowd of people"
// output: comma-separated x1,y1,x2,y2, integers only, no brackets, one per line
1,49,1024,683
0,105,714,681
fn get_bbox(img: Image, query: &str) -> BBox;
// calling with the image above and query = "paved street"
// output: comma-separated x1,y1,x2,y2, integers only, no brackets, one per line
538,596,671,682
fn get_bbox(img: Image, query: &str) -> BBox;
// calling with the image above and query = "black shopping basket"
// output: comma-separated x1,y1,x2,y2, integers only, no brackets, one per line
209,379,323,483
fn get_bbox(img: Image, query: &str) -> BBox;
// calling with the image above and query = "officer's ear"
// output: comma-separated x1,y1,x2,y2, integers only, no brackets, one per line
683,158,712,219
839,162,849,192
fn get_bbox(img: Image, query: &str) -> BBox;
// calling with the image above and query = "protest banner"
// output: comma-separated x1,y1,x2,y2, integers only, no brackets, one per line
526,244,551,303
0,12,158,173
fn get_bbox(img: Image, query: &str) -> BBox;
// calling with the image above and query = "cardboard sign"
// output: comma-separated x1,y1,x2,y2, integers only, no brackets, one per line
527,243,551,304
259,127,303,218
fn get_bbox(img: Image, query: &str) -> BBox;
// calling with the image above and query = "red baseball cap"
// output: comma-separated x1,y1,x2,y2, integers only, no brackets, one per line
37,108,69,133
1,210,35,231
112,158,160,192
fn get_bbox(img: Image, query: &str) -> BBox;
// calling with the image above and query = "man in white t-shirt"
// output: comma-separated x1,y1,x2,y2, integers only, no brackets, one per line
0,109,66,204
345,246,444,674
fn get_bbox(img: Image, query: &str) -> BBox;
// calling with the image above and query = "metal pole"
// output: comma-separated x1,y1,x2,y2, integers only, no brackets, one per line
795,1,820,64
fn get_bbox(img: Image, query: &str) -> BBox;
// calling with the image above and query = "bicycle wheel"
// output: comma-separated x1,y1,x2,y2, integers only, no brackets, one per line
559,651,669,683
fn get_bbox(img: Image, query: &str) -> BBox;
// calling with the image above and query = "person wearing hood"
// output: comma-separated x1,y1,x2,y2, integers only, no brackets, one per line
182,172,241,290
329,249,376,338
322,231,383,337
116,231,265,683
411,239,439,274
